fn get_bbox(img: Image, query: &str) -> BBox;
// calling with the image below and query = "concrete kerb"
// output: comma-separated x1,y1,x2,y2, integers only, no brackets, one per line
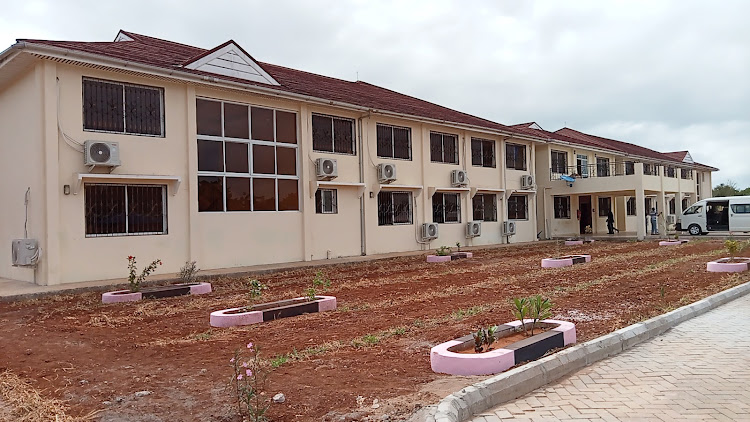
415,280,750,422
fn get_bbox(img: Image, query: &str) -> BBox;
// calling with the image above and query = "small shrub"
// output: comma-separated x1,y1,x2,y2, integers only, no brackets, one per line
127,256,162,293
472,326,498,353
435,246,451,256
246,279,267,304
305,271,331,301
229,342,270,422
455,242,461,251
528,295,552,335
510,297,529,334
270,355,288,368
178,260,199,284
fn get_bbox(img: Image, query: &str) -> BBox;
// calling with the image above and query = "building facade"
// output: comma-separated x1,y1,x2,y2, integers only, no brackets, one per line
0,31,549,286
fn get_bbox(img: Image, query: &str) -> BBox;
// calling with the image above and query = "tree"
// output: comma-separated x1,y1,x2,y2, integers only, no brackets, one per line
713,181,740,197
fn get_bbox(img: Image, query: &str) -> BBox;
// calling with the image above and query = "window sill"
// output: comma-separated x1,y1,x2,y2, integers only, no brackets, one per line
375,184,423,196
470,187,505,198
75,173,181,195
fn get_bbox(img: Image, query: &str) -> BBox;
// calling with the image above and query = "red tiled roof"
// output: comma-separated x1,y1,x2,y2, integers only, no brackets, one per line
510,123,717,170
18,30,527,137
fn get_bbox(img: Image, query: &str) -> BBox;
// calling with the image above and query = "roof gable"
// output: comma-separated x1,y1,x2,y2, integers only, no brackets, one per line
183,40,279,86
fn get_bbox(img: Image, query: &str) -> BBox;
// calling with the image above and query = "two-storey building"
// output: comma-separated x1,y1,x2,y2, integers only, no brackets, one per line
0,31,543,286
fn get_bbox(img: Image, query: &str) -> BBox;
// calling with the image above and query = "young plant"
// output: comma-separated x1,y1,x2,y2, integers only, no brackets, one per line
435,246,451,256
178,260,199,284
305,271,331,301
127,256,162,293
511,297,529,334
229,342,269,422
724,237,747,262
528,295,553,336
472,326,499,353
246,278,267,305
455,242,461,252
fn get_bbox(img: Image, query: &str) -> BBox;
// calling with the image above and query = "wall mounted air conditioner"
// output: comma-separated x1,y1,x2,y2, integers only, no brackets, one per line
503,221,517,236
11,238,39,267
466,221,481,237
666,215,676,224
315,158,338,180
422,222,439,240
451,169,468,187
521,175,534,189
84,141,121,168
378,163,397,183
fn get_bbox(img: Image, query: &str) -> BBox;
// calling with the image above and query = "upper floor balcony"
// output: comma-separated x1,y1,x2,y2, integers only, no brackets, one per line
550,162,636,181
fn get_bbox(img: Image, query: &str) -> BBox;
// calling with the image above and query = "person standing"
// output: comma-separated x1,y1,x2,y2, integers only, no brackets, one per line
649,207,660,235
606,209,615,234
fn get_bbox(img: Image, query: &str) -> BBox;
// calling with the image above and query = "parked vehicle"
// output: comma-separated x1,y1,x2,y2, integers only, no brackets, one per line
678,195,750,235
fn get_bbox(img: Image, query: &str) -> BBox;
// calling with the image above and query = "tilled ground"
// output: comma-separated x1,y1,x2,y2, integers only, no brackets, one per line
0,239,748,421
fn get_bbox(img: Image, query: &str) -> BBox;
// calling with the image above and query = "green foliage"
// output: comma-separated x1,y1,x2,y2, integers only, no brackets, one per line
246,279,267,303
511,297,529,334
455,242,461,251
724,237,749,262
451,306,483,320
472,326,499,353
305,271,331,301
178,260,199,284
528,295,553,335
126,255,162,293
435,246,451,256
270,355,288,368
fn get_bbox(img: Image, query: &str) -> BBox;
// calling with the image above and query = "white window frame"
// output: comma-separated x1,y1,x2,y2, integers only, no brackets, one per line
376,123,412,160
84,183,168,237
315,189,338,214
312,113,356,155
82,77,165,137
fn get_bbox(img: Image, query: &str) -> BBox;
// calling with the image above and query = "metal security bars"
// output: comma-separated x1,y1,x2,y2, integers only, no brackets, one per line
83,78,164,136
550,162,638,181
84,184,167,236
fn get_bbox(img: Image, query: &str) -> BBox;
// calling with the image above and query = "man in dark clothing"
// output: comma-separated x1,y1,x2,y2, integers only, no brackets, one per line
606,209,615,234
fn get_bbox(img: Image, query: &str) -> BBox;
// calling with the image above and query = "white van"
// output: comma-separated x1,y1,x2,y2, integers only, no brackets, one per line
678,195,750,235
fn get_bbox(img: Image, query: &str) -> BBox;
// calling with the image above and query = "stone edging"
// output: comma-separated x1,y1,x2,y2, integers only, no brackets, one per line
414,280,750,422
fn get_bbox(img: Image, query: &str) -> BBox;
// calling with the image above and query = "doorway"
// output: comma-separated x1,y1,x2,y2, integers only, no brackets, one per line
579,195,592,234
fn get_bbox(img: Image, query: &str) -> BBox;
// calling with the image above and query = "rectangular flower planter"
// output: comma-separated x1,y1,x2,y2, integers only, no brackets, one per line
430,319,576,376
102,282,212,303
541,254,591,268
210,295,337,327
427,252,473,262
659,239,689,246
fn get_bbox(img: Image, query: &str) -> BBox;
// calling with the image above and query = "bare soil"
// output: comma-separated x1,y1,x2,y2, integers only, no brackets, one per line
0,239,748,421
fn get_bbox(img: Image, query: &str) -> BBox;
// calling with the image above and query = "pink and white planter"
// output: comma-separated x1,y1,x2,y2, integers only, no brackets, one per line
706,258,750,273
659,239,689,246
541,255,591,268
426,252,473,262
210,295,337,327
564,239,595,246
101,282,212,304
430,319,576,376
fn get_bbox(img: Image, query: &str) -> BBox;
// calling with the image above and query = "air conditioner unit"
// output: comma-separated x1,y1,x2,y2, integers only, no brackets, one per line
666,215,676,224
315,158,338,180
521,175,534,189
378,163,397,183
422,222,439,240
503,221,517,236
466,221,481,237
451,169,468,187
84,141,121,168
11,239,39,267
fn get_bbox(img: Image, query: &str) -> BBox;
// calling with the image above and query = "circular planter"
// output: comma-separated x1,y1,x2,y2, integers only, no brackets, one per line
706,258,750,273
659,239,689,246
541,255,591,268
102,290,142,303
101,282,212,303
210,295,337,327
430,319,576,376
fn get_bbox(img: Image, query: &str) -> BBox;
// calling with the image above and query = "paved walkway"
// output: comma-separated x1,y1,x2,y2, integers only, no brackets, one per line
471,293,750,422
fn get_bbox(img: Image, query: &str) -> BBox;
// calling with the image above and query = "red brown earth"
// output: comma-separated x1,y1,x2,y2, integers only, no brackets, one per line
1,239,748,421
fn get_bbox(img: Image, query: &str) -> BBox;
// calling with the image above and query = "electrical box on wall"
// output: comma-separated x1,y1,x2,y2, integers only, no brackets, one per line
12,239,39,267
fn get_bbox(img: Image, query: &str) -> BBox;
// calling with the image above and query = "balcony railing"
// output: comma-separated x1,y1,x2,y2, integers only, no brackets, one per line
550,162,636,181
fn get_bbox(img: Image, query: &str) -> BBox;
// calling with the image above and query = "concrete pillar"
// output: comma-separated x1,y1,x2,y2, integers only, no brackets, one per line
40,61,60,285
656,190,665,235
186,86,198,264
615,196,626,232
635,163,646,240
300,104,313,261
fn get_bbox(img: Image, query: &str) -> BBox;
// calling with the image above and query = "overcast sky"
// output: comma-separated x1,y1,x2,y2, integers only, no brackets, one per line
2,0,748,188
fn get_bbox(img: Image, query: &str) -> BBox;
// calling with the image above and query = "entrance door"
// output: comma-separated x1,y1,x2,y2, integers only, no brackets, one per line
579,195,592,234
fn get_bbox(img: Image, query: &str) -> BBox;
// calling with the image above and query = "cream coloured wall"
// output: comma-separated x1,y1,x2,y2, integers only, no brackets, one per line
0,63,45,283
